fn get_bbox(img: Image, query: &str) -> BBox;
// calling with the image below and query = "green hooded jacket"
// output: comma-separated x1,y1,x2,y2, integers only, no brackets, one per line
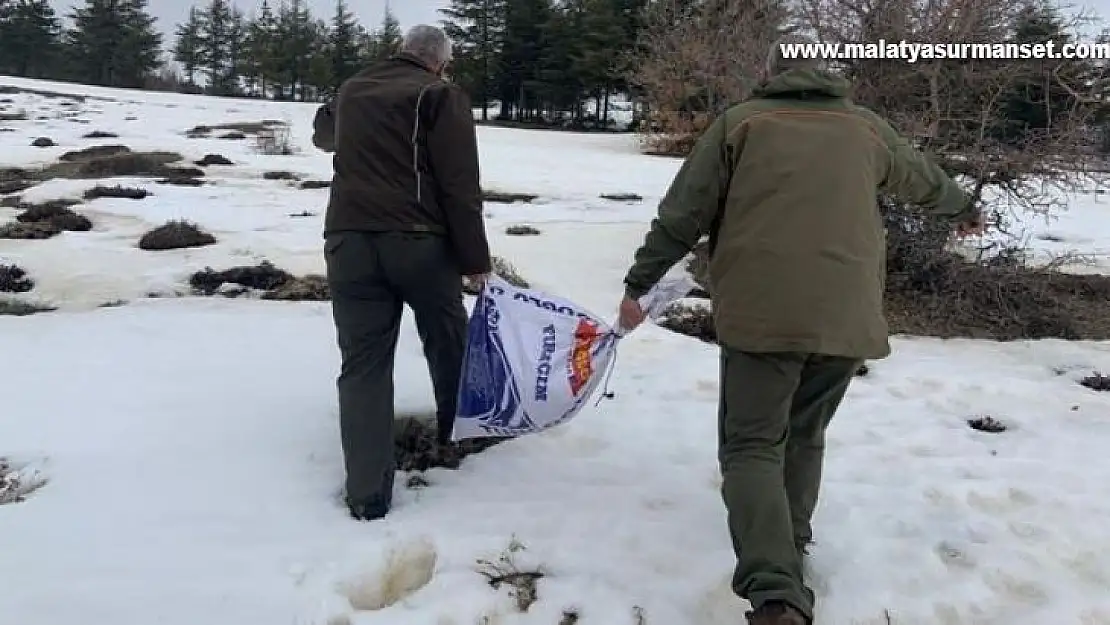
624,69,972,359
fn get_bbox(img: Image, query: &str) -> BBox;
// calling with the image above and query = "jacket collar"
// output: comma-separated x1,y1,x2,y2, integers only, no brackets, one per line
392,52,437,75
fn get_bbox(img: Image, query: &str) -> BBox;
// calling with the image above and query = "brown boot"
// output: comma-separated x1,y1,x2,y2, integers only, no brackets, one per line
745,601,810,625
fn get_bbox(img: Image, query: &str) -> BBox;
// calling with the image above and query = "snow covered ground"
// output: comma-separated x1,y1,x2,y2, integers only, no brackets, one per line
3,76,1110,625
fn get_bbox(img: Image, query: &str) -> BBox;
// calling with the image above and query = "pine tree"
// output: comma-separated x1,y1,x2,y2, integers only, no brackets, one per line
499,0,553,121
244,0,279,96
996,3,1085,143
65,0,163,88
197,0,235,94
571,0,624,124
441,0,507,120
275,0,315,100
329,0,364,89
224,7,248,92
367,5,403,63
306,19,335,98
173,7,204,85
0,0,62,78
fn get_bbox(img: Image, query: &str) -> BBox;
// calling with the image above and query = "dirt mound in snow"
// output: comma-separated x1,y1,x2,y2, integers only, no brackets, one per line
139,220,216,251
185,120,286,138
394,416,507,473
42,147,188,180
189,261,328,301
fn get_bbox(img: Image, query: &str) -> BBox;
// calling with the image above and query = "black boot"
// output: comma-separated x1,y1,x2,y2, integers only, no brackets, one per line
346,495,390,521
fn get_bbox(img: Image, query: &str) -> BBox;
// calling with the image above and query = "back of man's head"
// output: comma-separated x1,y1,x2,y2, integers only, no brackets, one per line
765,33,824,77
402,25,453,73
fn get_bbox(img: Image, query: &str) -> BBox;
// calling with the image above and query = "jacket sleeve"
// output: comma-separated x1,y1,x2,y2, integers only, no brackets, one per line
426,84,491,275
312,100,336,153
867,110,973,221
623,115,731,300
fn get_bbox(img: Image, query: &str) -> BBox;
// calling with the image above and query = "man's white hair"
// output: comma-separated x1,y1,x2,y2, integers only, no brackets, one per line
402,25,453,68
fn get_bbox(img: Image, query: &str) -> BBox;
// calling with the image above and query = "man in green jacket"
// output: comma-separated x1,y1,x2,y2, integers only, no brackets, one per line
617,37,980,625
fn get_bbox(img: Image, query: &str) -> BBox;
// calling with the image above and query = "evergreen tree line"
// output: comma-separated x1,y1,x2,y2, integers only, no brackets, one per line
0,0,162,89
0,0,647,126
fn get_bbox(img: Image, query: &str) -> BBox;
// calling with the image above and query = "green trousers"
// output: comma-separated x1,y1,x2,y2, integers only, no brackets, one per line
325,231,468,509
718,348,860,621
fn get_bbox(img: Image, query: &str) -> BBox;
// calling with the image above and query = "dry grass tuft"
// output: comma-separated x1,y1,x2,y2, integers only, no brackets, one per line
138,220,216,251
505,224,541,236
476,537,544,612
83,185,148,200
483,190,538,204
0,264,34,293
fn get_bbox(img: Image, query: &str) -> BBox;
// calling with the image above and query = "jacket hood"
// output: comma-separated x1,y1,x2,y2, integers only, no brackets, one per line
753,69,851,99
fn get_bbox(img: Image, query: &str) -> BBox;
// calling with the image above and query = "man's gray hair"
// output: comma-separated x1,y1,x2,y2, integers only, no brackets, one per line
766,33,822,76
402,25,453,68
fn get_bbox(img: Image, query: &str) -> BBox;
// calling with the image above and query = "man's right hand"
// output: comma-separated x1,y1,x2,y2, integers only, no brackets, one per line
465,273,490,287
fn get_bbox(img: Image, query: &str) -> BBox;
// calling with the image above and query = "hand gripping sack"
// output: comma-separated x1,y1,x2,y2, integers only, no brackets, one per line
453,274,698,441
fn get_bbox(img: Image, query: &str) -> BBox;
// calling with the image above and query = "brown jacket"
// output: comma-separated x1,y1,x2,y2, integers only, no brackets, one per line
624,69,972,359
313,53,491,275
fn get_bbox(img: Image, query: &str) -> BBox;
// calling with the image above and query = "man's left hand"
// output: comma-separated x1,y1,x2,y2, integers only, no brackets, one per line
618,296,646,333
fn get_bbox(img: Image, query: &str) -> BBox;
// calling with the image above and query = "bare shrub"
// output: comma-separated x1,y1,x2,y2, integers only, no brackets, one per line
31,137,55,147
254,125,296,155
686,242,1110,340
638,0,1110,341
138,220,216,251
83,185,148,200
631,0,790,154
299,180,330,189
0,110,28,121
476,537,544,613
0,265,33,293
82,130,118,139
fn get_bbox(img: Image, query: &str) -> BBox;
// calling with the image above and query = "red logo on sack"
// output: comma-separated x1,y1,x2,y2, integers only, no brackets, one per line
568,318,600,395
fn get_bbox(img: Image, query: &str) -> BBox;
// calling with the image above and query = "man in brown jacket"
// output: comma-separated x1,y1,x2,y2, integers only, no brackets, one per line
617,37,980,624
312,25,491,522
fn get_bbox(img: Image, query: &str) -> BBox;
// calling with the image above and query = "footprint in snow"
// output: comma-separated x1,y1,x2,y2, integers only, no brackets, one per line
337,537,438,612
965,487,1037,516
